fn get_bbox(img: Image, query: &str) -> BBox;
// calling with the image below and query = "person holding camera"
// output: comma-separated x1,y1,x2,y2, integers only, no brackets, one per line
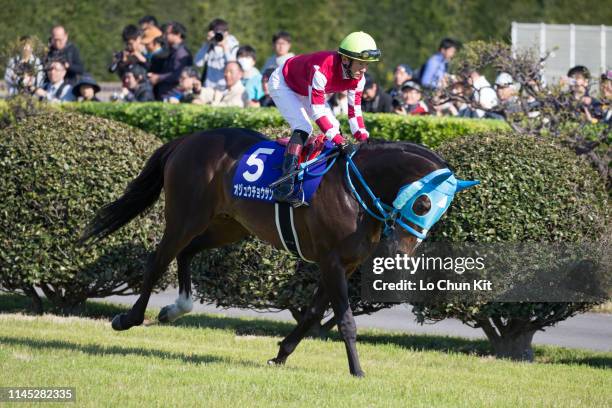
194,18,239,90
4,36,45,96
108,25,148,79
165,66,203,104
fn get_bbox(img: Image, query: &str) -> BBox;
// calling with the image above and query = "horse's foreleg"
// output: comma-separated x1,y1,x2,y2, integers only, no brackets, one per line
320,256,364,377
268,282,330,365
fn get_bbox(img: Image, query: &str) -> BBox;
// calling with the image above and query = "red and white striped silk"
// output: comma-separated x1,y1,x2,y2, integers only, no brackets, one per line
347,76,367,138
282,51,368,142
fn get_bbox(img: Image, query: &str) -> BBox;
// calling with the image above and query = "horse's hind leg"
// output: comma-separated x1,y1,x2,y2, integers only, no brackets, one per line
156,239,200,324
268,281,329,365
158,219,249,324
112,226,200,330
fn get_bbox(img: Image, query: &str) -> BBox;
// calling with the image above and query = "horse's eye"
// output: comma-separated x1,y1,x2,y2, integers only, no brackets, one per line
412,195,431,216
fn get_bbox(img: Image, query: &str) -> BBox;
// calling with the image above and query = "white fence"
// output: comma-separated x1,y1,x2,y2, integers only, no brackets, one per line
511,22,611,83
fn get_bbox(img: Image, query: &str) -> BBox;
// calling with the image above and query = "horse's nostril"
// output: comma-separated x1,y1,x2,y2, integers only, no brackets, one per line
412,195,431,216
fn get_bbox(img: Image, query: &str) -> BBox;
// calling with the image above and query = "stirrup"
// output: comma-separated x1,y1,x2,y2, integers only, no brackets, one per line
287,188,308,208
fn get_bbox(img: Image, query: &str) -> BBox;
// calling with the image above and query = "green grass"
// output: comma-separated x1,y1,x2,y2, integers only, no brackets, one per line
0,295,610,408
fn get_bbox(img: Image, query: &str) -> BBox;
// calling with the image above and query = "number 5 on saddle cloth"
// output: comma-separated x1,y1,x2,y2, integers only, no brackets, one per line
231,135,337,207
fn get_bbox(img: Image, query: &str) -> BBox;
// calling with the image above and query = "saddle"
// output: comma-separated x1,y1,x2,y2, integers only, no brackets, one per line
231,135,336,206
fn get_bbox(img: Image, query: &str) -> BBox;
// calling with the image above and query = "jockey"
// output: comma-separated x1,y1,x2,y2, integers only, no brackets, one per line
268,31,381,203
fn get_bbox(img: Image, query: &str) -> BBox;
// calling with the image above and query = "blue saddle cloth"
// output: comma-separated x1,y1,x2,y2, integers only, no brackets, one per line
232,139,335,203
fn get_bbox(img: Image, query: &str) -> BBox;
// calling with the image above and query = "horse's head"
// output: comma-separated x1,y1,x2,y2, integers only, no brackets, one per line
355,141,479,256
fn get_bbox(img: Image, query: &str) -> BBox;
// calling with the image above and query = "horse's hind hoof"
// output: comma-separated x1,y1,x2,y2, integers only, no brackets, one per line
267,357,286,366
352,370,366,378
111,313,130,331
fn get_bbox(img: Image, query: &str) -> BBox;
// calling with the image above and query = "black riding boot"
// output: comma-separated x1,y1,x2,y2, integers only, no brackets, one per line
273,129,309,202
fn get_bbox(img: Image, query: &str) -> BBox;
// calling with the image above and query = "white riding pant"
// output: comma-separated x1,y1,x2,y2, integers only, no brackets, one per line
268,65,339,136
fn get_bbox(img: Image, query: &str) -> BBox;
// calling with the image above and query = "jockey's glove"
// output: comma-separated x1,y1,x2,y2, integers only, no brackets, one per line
331,134,345,145
353,130,369,142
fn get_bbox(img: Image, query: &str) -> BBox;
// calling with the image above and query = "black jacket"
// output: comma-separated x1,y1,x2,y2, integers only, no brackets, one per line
153,43,193,100
46,42,84,84
126,81,155,102
362,87,393,113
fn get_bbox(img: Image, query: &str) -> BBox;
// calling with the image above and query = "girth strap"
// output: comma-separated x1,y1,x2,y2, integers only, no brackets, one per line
274,202,313,263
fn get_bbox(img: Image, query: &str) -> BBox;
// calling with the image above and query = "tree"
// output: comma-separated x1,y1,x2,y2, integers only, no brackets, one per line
412,133,609,361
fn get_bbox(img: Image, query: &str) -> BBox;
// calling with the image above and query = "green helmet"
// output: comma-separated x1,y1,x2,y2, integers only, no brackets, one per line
338,32,381,62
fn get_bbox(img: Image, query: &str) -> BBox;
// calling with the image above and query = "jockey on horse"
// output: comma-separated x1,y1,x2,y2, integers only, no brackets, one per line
79,31,480,377
268,31,380,204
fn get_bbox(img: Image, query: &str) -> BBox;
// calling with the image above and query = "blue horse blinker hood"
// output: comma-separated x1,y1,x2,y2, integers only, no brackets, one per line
391,168,479,239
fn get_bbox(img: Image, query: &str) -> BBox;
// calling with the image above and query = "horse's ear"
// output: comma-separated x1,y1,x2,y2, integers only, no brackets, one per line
456,179,480,193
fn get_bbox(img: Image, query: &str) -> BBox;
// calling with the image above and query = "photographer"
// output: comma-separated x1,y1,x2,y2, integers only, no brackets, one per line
194,18,239,90
4,36,44,96
165,66,202,103
109,25,147,79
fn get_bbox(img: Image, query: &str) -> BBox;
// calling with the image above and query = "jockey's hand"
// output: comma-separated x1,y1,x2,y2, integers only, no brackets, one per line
354,130,369,142
331,134,345,146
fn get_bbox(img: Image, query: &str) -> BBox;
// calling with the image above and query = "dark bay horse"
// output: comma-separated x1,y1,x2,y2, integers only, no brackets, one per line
80,128,463,377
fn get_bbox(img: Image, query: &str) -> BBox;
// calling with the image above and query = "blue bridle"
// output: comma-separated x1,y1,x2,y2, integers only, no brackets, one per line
344,151,479,240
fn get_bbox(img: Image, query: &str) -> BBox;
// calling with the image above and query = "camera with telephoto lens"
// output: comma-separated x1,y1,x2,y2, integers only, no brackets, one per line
108,51,124,73
213,32,224,43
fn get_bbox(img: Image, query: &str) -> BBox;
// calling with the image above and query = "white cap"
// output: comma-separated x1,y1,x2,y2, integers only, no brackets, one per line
495,72,514,87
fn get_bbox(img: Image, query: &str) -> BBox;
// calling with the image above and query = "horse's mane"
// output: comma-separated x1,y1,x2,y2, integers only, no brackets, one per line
360,138,453,171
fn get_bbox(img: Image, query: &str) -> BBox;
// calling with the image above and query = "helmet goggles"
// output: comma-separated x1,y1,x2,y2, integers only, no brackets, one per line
338,48,381,62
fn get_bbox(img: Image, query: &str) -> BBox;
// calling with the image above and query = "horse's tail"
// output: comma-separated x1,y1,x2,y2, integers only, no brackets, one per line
78,137,184,245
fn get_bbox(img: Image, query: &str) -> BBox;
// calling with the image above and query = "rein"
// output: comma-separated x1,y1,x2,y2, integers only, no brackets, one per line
344,151,447,239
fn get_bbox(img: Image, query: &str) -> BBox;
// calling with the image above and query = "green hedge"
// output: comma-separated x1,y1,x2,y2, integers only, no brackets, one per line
0,106,172,314
63,102,509,147
413,133,609,361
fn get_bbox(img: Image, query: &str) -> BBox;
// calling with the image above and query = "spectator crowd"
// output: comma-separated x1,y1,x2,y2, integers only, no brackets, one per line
4,17,611,125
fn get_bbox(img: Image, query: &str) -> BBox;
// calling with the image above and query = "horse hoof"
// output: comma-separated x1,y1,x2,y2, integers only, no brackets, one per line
267,357,285,366
158,306,171,323
352,370,366,378
111,313,129,331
